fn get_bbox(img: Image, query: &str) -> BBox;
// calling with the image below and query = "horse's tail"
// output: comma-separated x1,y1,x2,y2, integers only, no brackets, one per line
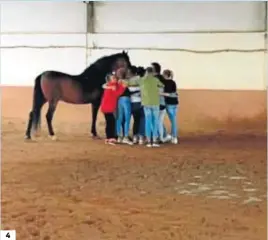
32,74,46,132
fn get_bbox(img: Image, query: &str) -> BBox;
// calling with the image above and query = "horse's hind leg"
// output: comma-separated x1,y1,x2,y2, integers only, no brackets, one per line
46,100,58,140
33,103,45,137
25,102,45,140
25,74,46,140
91,101,101,138
25,111,34,139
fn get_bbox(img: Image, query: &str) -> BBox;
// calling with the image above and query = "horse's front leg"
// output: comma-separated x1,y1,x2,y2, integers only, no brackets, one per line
91,101,101,139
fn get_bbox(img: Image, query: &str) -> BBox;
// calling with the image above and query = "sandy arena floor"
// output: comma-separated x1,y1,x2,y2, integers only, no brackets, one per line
1,89,267,240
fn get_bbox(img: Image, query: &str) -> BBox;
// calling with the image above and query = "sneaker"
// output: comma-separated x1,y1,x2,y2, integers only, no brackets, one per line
152,142,160,147
105,139,116,145
146,143,152,148
163,134,172,143
117,137,122,143
138,137,144,145
171,137,178,144
133,135,138,144
122,137,133,145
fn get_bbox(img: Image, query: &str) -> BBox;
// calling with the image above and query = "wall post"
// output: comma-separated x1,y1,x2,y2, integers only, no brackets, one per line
85,1,95,67
264,2,267,89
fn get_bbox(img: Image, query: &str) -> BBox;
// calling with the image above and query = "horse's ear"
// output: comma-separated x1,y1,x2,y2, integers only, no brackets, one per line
122,50,128,55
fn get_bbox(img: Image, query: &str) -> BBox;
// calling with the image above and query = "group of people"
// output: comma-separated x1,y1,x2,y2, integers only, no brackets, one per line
100,62,179,148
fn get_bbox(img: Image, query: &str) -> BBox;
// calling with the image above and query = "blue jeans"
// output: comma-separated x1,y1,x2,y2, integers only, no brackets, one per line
158,109,166,141
116,97,131,137
143,106,159,142
166,104,178,137
163,125,167,137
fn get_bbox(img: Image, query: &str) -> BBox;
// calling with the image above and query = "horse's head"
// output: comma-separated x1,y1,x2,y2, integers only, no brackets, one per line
111,50,131,73
80,51,132,91
82,51,132,77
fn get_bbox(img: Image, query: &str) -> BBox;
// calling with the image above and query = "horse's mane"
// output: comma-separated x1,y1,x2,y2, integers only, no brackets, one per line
76,52,130,91
81,52,126,77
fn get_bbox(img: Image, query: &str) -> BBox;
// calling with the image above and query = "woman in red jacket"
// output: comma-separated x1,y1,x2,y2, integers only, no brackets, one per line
100,69,127,145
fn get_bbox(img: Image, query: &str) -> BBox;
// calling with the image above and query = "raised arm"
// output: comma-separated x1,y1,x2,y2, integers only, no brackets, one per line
157,79,164,88
102,83,115,90
127,78,140,87
161,92,178,98
161,80,178,97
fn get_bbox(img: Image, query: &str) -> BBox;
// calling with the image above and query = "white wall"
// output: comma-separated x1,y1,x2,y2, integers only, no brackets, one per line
88,33,265,90
0,2,266,90
1,34,86,86
1,2,86,33
266,2,268,88
0,2,87,86
266,2,268,32
94,2,265,33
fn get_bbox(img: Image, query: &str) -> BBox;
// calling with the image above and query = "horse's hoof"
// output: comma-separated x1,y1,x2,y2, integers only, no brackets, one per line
50,135,58,141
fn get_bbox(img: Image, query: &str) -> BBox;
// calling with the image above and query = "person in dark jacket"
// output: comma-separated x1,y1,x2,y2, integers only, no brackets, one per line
162,69,179,144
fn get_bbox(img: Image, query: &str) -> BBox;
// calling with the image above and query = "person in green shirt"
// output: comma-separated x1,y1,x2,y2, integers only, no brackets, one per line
128,67,164,147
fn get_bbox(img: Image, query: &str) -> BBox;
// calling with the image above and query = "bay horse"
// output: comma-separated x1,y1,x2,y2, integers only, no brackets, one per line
24,51,132,140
